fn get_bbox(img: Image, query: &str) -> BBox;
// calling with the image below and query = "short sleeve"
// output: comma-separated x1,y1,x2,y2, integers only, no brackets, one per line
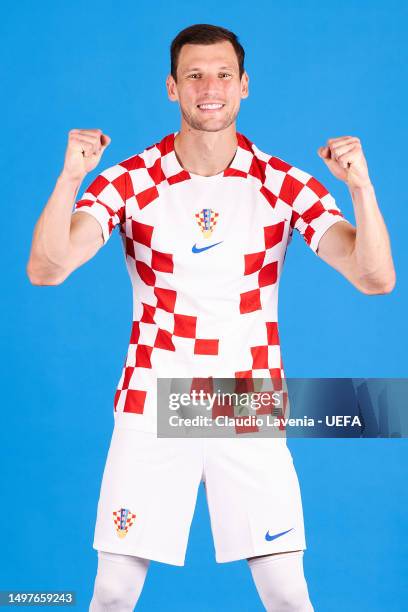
289,170,352,255
72,164,128,244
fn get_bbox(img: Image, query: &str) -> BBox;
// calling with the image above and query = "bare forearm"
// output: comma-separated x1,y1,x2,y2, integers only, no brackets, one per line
318,136,395,294
27,128,111,285
27,172,83,282
349,183,396,292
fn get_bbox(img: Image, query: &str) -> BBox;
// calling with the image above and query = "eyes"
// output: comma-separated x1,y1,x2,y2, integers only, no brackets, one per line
187,72,232,79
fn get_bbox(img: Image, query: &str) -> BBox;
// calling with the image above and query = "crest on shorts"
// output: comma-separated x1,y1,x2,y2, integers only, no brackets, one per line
113,507,136,539
195,208,219,238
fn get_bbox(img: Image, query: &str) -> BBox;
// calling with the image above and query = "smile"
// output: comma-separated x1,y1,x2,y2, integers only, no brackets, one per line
197,103,225,111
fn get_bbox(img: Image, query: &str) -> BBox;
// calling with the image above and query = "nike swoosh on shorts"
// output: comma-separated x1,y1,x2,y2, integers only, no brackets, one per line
265,527,294,541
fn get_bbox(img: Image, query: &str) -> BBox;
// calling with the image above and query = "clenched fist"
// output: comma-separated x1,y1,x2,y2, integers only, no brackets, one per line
61,128,111,182
317,136,372,190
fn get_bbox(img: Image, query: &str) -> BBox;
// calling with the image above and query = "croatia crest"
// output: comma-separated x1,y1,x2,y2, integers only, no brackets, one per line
195,208,219,238
113,507,136,539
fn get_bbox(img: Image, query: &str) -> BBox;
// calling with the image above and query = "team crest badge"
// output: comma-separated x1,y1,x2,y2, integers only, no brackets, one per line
195,208,219,238
113,507,136,539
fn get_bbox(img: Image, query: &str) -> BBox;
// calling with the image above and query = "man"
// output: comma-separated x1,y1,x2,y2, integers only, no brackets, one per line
27,23,395,612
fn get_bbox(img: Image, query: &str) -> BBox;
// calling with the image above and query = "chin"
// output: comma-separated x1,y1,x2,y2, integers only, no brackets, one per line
187,115,237,133
196,124,231,133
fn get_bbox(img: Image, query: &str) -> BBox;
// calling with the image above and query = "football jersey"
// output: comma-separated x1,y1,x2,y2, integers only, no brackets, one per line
72,131,352,433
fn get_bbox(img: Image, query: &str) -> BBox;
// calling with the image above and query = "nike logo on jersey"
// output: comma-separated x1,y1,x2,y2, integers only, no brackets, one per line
192,241,223,253
265,527,294,542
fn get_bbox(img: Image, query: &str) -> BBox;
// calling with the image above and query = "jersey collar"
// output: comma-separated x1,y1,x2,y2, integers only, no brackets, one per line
159,131,256,182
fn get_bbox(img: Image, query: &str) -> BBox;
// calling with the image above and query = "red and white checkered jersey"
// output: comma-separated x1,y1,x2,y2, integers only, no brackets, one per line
72,131,352,432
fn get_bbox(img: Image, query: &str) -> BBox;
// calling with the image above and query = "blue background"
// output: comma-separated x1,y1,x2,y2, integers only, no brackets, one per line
2,0,407,609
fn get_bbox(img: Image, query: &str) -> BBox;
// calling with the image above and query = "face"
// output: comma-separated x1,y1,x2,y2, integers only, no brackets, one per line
166,40,249,132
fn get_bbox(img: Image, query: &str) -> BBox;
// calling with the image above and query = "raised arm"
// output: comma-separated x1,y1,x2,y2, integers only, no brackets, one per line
26,129,111,286
315,136,396,295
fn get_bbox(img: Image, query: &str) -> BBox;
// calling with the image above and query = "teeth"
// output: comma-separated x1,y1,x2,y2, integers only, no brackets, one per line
198,103,223,109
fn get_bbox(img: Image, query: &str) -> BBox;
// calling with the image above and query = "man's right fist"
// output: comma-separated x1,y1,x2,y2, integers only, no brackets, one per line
61,128,111,182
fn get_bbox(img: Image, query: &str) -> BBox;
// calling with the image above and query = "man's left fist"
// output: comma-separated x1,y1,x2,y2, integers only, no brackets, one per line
317,136,372,189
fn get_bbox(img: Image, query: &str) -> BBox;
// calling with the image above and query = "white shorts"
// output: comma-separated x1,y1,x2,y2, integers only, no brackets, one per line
93,425,307,566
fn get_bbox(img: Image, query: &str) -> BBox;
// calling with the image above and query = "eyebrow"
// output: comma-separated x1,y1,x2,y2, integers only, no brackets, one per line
182,65,236,73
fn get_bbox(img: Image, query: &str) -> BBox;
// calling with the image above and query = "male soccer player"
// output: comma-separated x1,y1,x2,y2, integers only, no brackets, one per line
27,23,395,612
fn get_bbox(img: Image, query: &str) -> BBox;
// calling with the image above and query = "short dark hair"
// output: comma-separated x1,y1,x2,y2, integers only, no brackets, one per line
170,23,245,81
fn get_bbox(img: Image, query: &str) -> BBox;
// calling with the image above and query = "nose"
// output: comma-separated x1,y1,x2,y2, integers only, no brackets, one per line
198,74,223,97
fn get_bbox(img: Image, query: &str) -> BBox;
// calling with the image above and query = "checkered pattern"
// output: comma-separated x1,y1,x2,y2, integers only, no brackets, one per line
72,131,352,433
187,375,289,435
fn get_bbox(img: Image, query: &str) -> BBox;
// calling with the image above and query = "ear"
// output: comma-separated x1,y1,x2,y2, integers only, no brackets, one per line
166,74,179,102
240,71,249,99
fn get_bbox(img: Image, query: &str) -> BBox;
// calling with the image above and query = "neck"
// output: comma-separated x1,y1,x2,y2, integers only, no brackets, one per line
174,122,238,177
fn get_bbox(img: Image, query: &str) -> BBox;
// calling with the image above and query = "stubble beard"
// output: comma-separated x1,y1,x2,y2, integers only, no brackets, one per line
180,105,239,133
